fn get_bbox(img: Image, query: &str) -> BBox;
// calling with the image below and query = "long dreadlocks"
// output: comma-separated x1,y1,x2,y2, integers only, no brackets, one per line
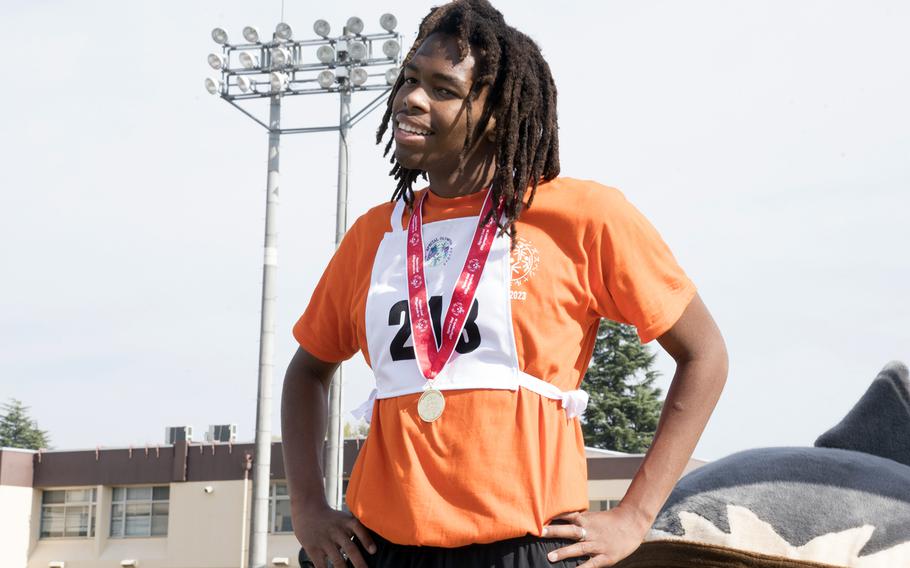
376,0,560,244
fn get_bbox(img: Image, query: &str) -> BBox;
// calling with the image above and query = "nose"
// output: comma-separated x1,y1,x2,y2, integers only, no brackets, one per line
400,82,429,114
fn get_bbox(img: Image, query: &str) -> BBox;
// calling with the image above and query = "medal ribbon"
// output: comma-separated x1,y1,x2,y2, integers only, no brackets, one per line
406,189,502,380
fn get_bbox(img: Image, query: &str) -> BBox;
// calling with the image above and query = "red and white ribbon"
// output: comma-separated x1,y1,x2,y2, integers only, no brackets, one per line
406,189,502,380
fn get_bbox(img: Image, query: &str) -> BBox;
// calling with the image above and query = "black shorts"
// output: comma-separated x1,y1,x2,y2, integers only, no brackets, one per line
300,529,588,567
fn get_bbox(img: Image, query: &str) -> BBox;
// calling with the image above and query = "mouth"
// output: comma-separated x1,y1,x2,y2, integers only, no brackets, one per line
394,117,435,139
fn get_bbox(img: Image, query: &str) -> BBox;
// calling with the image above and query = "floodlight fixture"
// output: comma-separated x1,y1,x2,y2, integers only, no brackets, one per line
237,76,253,93
348,41,367,61
317,45,335,64
380,13,398,32
204,77,222,95
207,53,226,70
382,40,400,59
269,72,288,92
243,26,260,43
239,51,257,69
351,68,369,86
271,47,291,67
317,70,335,89
275,22,293,41
346,17,364,35
313,19,331,38
385,67,399,86
211,27,229,45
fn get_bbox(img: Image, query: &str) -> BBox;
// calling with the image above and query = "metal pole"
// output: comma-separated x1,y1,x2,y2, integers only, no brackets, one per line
325,86,351,509
240,454,252,568
249,94,281,568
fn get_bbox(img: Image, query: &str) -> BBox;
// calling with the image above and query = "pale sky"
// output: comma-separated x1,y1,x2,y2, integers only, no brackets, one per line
2,0,908,461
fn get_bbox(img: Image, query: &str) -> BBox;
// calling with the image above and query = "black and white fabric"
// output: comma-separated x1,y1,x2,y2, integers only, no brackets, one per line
621,361,910,568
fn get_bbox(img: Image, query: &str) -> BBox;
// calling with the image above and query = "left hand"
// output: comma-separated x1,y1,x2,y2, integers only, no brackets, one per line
541,506,651,567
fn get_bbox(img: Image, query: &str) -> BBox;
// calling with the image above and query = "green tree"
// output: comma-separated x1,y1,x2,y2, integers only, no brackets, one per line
581,320,663,453
343,420,370,439
0,399,51,450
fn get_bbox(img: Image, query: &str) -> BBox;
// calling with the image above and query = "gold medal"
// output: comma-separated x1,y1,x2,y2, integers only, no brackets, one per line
417,387,445,422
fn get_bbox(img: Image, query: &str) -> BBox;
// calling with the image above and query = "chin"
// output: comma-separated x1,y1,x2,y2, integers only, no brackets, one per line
393,149,424,172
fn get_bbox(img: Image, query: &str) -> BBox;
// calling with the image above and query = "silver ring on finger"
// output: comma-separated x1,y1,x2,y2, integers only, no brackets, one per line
578,526,587,541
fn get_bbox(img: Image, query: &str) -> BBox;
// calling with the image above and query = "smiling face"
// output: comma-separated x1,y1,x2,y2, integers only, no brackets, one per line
391,32,496,181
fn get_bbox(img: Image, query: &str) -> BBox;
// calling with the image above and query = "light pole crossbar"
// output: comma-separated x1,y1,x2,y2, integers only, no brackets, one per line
279,126,340,135
224,99,271,131
348,89,391,128
224,88,391,135
224,84,390,102
225,56,399,77
222,31,399,52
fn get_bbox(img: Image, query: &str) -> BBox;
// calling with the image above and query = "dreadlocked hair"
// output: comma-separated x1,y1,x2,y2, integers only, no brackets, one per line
375,0,560,246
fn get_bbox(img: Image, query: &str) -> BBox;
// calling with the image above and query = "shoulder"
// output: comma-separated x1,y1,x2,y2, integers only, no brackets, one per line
536,176,627,204
328,199,403,266
530,176,635,221
347,198,404,238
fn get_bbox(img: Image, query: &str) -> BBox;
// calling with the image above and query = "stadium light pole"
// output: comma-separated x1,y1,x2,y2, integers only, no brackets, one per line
205,15,402,568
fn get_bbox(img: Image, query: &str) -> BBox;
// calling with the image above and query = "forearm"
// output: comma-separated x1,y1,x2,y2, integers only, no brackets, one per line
280,353,335,511
619,351,727,528
544,348,726,565
281,349,377,568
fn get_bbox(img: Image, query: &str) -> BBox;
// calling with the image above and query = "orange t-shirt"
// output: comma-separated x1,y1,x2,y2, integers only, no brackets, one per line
293,177,696,547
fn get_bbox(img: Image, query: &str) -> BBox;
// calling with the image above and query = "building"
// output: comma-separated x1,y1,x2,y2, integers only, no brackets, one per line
0,442,705,568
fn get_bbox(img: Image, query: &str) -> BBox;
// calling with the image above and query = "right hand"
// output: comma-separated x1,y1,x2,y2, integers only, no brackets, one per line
294,503,377,568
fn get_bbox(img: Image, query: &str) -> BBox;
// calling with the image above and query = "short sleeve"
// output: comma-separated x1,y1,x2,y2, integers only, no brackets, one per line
586,186,697,343
292,216,371,363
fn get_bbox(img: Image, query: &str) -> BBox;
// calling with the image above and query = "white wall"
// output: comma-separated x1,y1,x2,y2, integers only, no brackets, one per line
0,485,34,568
587,479,633,501
25,481,304,568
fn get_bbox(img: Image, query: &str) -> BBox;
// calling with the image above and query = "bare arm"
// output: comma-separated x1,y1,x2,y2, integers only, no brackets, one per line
281,347,376,568
620,292,728,525
545,293,728,566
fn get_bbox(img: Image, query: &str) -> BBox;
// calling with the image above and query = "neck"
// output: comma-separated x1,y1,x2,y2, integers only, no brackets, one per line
427,148,496,199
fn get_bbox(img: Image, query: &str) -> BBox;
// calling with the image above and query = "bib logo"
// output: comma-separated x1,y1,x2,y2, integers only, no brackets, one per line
425,236,453,267
510,237,539,287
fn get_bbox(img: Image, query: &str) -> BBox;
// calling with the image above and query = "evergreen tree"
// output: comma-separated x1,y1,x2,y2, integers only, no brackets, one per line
582,320,663,453
0,398,50,450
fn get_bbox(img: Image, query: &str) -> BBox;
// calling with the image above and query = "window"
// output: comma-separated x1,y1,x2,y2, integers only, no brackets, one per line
588,499,622,512
268,479,350,533
40,488,97,538
269,482,292,533
110,486,169,537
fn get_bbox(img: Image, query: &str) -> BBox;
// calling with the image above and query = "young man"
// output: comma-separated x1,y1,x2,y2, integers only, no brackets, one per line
281,1,728,567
